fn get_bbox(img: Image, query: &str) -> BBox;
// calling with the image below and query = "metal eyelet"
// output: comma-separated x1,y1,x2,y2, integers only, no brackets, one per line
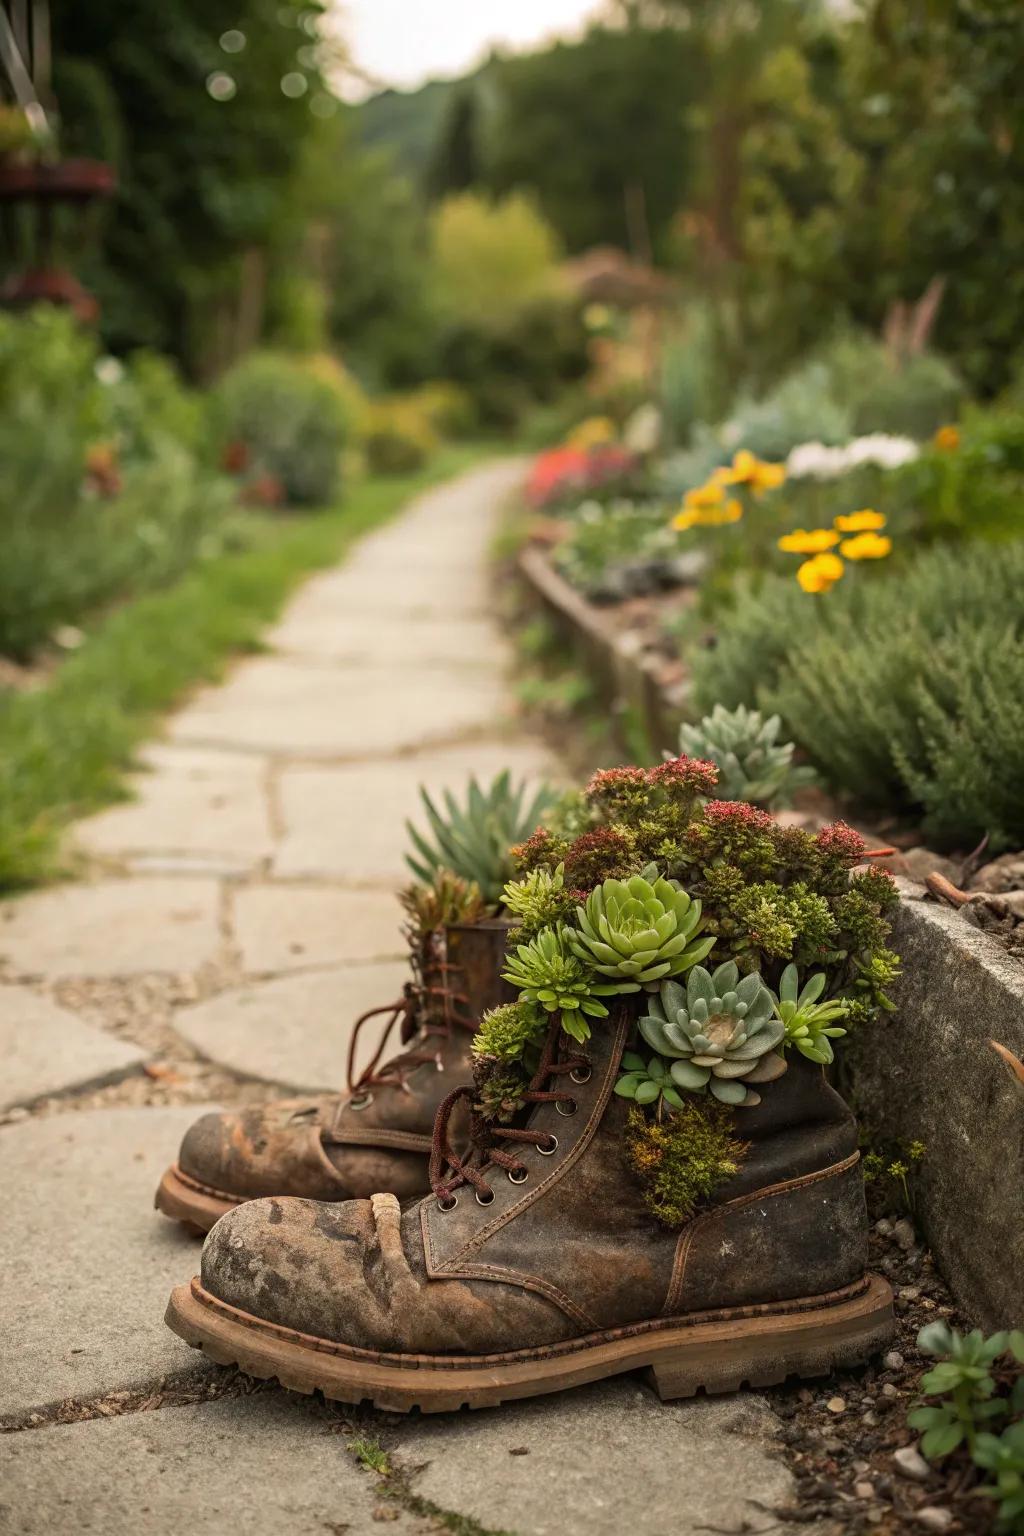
569,1063,592,1085
475,1188,495,1206
348,1091,374,1111
555,1098,578,1117
537,1134,558,1156
507,1167,529,1185
437,1194,458,1212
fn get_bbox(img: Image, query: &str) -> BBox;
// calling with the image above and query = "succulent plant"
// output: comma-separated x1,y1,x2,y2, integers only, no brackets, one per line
677,704,816,809
399,869,484,937
406,772,557,906
501,862,572,936
569,864,714,991
639,962,786,1106
473,1000,546,1062
502,925,615,1042
774,964,849,1064
614,1050,685,1113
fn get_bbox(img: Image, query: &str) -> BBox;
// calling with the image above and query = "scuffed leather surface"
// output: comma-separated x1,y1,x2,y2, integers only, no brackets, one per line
180,1099,350,1201
202,1192,576,1352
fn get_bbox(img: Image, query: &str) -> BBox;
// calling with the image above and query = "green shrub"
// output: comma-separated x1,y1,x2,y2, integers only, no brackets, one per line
0,309,237,660
691,543,1024,848
361,397,437,475
214,351,349,506
819,331,964,440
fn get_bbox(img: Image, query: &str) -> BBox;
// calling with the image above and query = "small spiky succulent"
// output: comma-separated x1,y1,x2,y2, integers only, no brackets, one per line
639,962,786,1106
569,865,714,991
406,772,557,906
399,869,484,937
501,862,572,937
502,925,615,1041
473,1000,546,1062
774,964,849,1064
677,704,816,809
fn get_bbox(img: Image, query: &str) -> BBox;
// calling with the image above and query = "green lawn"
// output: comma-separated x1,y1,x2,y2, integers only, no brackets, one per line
0,446,487,891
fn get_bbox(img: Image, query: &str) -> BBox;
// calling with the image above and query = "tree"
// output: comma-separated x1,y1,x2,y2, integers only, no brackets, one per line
427,88,481,200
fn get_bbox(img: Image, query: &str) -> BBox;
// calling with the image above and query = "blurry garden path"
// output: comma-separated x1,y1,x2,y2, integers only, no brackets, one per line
0,459,815,1534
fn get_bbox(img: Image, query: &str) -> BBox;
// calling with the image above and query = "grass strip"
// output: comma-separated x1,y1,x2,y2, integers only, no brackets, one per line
0,445,487,891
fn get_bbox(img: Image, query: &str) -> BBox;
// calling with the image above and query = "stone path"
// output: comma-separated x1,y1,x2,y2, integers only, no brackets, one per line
0,460,815,1534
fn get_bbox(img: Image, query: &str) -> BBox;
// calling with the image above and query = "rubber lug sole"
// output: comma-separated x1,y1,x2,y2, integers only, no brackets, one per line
165,1272,894,1414
154,1165,240,1236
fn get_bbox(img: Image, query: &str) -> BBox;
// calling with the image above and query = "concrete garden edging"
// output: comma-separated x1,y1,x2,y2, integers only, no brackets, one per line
518,546,1024,1330
854,881,1024,1333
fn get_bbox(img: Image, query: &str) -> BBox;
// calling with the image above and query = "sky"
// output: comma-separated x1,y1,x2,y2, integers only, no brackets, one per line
335,0,605,97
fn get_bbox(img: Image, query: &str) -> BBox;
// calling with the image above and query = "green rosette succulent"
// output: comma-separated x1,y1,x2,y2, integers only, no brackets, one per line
774,964,848,1064
569,864,714,991
502,925,615,1042
639,961,786,1106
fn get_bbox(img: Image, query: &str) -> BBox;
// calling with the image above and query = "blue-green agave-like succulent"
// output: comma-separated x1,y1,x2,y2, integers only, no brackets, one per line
639,961,787,1106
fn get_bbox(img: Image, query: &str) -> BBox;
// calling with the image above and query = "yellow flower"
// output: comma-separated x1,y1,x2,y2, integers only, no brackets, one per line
834,509,886,533
839,532,893,561
796,553,845,594
566,415,616,451
720,448,786,497
934,424,960,452
672,495,743,531
778,527,840,554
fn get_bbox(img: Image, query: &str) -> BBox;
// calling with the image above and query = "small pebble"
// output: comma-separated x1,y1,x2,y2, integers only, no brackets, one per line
854,1481,875,1500
862,1412,880,1427
826,1397,847,1414
865,1508,885,1525
892,1218,917,1251
884,1351,905,1370
882,1383,899,1399
875,1219,894,1237
853,1460,870,1474
823,1437,843,1453
899,1285,921,1301
915,1508,953,1533
893,1445,931,1482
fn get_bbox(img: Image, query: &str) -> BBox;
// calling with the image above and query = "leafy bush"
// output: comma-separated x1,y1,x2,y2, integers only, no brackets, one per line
0,310,237,660
214,351,349,506
360,397,438,475
819,331,965,440
554,498,695,601
431,191,563,327
691,542,1024,848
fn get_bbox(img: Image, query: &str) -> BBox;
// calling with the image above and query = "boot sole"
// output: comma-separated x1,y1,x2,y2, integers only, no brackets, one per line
154,1165,241,1235
166,1272,894,1413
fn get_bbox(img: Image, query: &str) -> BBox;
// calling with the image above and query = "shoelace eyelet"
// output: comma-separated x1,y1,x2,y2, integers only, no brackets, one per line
537,1134,558,1156
507,1167,529,1185
569,1063,592,1085
475,1188,495,1206
437,1194,458,1212
349,1091,374,1111
555,1098,578,1117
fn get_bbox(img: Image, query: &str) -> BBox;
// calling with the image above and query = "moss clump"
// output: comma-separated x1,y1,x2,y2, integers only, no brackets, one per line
624,1102,748,1227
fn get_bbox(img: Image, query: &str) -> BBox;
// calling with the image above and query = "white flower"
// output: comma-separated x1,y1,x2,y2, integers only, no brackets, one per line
94,356,124,386
786,433,919,480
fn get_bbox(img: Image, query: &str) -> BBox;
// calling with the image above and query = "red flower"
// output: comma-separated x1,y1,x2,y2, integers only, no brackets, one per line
702,800,774,832
815,821,867,864
585,766,648,803
647,755,719,796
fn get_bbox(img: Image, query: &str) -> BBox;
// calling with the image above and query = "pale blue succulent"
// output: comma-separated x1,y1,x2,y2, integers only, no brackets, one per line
639,961,787,1107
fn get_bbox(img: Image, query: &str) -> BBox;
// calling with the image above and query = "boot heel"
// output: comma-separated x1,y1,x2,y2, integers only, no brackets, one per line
645,1273,894,1401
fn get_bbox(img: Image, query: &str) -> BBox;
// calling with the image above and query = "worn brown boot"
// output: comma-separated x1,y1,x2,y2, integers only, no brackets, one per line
166,1004,894,1408
155,919,513,1233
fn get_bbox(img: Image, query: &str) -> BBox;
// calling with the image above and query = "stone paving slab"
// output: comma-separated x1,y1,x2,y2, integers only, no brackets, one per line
268,609,512,669
172,961,410,1089
398,1377,801,1536
0,879,223,979
0,1395,417,1536
0,1107,218,1421
274,739,561,883
0,986,146,1112
76,744,273,867
231,884,406,974
168,655,511,759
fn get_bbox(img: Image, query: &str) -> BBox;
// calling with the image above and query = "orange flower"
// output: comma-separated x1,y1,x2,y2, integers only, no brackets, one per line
719,448,786,497
778,527,840,555
934,424,960,452
834,509,886,533
839,532,893,561
796,553,845,593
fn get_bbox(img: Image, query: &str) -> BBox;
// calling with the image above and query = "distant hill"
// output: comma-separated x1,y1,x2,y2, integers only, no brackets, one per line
356,60,495,186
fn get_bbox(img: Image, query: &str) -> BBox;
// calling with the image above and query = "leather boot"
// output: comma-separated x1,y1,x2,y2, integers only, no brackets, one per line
155,919,513,1233
166,1004,894,1407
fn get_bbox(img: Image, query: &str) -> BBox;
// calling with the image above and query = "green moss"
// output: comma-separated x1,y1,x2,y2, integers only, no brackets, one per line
624,1102,748,1227
472,1001,546,1062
